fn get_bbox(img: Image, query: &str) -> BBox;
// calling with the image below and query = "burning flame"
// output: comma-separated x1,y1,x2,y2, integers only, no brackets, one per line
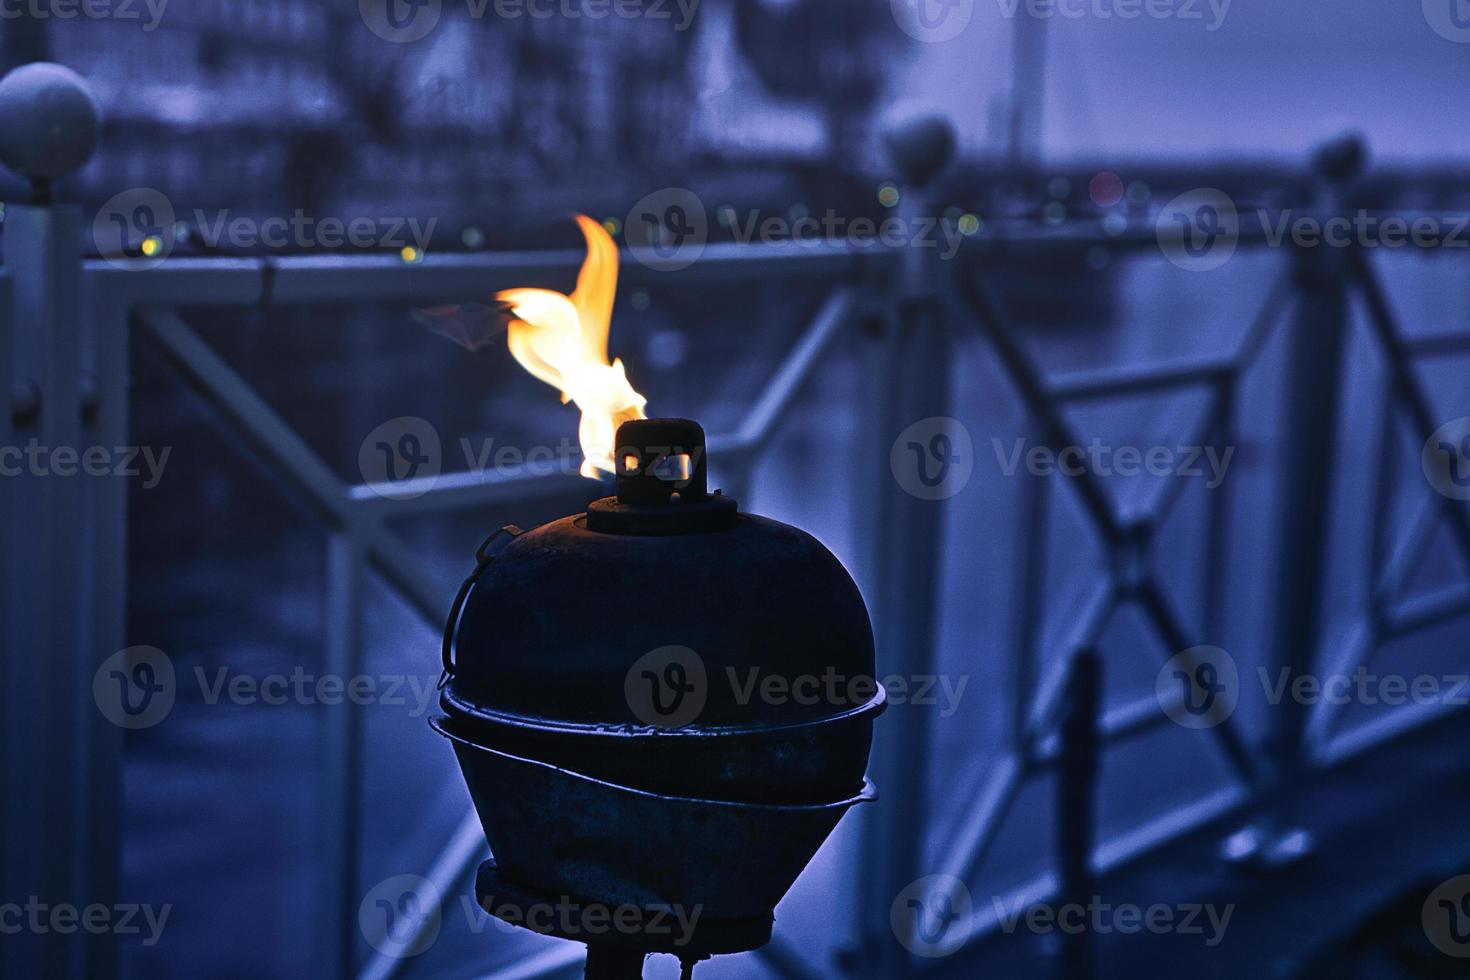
497,215,647,478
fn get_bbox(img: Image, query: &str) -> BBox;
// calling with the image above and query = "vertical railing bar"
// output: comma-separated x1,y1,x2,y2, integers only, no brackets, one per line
1057,651,1102,980
1368,382,1400,591
1226,222,1353,865
854,154,952,978
1011,461,1050,748
0,241,13,955
80,284,129,980
2,205,88,979
1201,381,1236,643
322,531,366,980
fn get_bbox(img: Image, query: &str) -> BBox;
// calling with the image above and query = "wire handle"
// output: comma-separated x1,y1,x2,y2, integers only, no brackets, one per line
440,525,523,680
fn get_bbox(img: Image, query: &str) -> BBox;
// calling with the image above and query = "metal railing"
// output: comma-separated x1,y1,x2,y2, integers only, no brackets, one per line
4,131,1470,980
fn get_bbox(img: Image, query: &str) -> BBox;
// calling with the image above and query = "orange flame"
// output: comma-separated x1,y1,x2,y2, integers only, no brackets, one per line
498,215,647,478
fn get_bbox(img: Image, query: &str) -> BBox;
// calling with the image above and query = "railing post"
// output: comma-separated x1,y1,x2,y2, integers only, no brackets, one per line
1222,136,1364,869
0,63,116,980
1057,651,1101,980
852,114,955,978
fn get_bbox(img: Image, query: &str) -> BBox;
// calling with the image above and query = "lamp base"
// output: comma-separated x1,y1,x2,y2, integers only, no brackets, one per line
473,860,773,979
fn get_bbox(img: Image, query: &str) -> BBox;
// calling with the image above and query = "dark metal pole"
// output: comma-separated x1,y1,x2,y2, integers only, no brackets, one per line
1057,651,1101,980
584,945,645,979
857,114,956,978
